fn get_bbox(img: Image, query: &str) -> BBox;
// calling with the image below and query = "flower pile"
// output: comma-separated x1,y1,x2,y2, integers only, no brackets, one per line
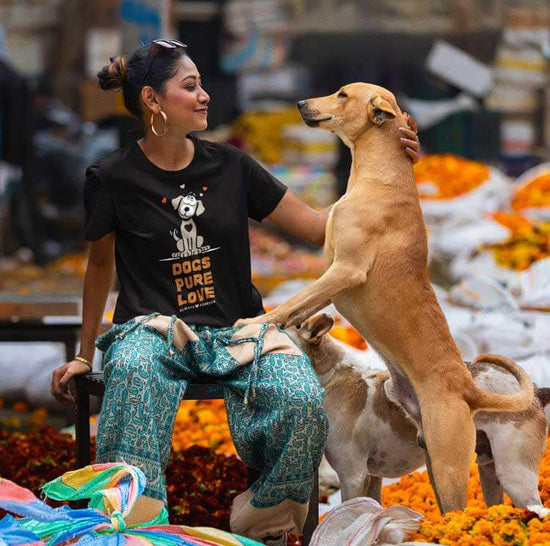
0,427,77,495
172,400,236,455
0,426,247,530
488,212,550,271
0,399,49,431
5,417,550,541
166,444,246,528
414,154,490,200
414,505,550,546
383,437,550,544
0,253,87,296
512,173,550,211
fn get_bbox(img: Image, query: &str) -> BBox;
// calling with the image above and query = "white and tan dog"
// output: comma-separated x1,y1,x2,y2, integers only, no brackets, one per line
235,83,535,513
290,313,549,514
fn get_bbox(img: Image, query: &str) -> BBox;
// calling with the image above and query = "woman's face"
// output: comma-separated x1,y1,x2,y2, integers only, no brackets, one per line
155,56,210,134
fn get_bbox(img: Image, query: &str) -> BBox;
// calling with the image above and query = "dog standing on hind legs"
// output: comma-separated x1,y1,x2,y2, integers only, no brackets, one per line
234,83,534,514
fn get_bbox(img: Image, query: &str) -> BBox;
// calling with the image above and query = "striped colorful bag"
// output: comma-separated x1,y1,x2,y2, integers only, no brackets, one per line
0,462,261,545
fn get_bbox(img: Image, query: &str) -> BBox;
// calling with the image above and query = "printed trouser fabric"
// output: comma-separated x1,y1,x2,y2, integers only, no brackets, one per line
94,313,328,540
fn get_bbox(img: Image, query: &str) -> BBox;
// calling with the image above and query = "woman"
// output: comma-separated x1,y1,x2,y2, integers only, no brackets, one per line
51,40,420,543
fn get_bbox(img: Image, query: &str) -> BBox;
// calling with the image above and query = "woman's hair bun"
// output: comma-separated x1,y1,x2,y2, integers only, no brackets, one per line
97,56,128,90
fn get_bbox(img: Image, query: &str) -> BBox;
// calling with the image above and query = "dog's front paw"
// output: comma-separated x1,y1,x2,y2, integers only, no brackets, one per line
283,309,312,329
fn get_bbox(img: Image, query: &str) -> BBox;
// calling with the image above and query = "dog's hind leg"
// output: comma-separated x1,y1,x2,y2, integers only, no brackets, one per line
478,461,504,506
339,471,373,502
475,429,504,506
487,423,545,509
330,453,372,502
366,475,383,503
420,395,475,514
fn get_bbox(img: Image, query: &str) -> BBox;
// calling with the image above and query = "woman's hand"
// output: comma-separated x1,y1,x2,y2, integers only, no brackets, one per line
400,112,420,163
51,360,91,405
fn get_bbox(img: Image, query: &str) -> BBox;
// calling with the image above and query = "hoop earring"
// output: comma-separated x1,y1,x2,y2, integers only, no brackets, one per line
151,110,168,137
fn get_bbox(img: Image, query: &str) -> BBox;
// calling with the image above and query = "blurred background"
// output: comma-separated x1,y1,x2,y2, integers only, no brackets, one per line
0,0,549,425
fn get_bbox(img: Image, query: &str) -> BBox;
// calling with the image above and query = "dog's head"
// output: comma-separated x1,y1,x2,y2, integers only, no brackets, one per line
286,313,335,369
297,83,399,145
298,313,335,346
171,193,205,220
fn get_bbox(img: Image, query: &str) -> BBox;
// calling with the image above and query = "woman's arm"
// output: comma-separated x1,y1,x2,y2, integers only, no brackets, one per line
79,233,116,360
267,191,330,247
51,233,115,404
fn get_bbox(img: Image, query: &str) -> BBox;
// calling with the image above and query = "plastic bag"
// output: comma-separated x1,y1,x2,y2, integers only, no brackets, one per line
450,250,520,285
310,496,423,546
448,275,519,312
419,168,511,225
510,163,550,221
508,257,550,310
430,216,510,259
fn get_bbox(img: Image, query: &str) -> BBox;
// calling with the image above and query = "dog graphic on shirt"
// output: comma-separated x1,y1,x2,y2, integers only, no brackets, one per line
171,192,206,256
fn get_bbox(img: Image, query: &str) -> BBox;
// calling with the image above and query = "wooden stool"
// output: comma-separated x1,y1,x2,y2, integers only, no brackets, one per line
74,373,319,544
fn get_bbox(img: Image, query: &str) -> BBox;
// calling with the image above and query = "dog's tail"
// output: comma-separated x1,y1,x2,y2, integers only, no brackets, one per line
536,388,550,408
467,353,534,413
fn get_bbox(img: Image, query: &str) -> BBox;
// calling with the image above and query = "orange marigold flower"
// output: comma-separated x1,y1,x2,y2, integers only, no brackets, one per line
172,400,236,456
390,438,550,543
512,173,550,210
488,213,550,272
12,401,28,413
414,154,490,200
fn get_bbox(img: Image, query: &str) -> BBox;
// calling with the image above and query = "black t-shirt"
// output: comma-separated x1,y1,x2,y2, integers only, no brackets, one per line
83,135,287,326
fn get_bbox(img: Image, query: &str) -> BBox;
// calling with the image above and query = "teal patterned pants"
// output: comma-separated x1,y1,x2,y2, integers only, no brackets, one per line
94,314,328,514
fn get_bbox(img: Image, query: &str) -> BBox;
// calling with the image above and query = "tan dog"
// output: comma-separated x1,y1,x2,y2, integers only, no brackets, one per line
235,83,534,513
290,313,548,515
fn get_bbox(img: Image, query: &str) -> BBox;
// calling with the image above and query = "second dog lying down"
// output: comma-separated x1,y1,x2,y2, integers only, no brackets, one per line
288,313,549,512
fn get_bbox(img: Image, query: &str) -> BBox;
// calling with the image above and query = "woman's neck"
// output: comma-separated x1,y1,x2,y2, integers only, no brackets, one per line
138,130,195,171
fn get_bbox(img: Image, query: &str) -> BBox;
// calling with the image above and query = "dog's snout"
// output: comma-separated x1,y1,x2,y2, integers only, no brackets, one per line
297,100,307,110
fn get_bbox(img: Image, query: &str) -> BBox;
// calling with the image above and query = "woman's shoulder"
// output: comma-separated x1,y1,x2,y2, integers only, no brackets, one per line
192,134,247,163
86,142,135,182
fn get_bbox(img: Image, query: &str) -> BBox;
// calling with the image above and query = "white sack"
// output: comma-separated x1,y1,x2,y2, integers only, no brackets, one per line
310,496,423,546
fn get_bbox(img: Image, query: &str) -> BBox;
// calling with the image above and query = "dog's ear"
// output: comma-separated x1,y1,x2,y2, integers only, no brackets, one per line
367,94,396,126
300,313,334,344
171,196,183,210
196,200,205,216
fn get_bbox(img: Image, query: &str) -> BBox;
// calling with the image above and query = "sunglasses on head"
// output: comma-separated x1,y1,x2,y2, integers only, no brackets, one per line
135,39,188,86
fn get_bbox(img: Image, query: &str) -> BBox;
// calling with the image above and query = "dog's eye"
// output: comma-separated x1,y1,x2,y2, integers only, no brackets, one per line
338,91,348,98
